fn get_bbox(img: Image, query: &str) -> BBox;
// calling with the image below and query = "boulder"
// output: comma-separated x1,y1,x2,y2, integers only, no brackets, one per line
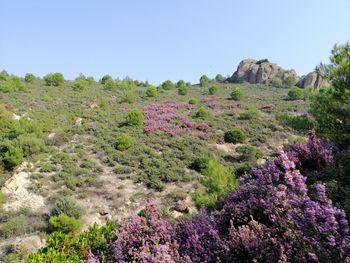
229,59,299,85
297,71,328,89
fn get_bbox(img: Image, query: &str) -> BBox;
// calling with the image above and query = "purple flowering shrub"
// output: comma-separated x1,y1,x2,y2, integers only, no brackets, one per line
143,101,210,139
103,132,350,262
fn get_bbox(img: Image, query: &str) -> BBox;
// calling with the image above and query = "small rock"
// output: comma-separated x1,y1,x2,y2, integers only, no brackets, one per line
75,117,83,126
175,200,189,213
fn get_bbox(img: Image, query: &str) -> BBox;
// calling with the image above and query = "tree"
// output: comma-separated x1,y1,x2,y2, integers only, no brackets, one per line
44,73,64,86
177,81,188,95
100,75,113,84
311,43,350,147
146,87,158,97
200,75,210,87
161,80,175,90
24,73,36,83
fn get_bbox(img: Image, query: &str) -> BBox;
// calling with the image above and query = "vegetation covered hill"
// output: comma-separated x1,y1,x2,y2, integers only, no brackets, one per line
0,43,349,262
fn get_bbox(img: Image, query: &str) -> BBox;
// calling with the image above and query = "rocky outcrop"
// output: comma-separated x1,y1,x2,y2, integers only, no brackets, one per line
229,59,299,85
296,71,328,89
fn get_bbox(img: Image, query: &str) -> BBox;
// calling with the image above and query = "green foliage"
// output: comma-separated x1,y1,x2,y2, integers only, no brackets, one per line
190,155,210,173
215,74,226,83
193,158,238,210
230,87,243,100
114,133,134,151
239,108,261,120
276,113,314,131
100,74,113,84
27,221,118,262
0,70,9,81
125,108,144,126
283,75,297,88
103,78,116,90
311,43,350,146
161,80,175,90
195,107,209,118
44,73,64,86
189,98,199,104
0,215,30,238
224,128,246,143
0,76,25,92
146,86,158,97
208,85,219,95
49,214,83,234
288,86,305,100
236,145,257,162
0,191,5,206
24,73,36,83
51,196,84,219
270,77,283,88
3,146,24,169
177,80,188,95
72,78,90,91
199,75,210,87
121,89,137,103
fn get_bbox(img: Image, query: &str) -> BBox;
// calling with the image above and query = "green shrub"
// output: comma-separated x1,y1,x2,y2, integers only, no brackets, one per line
0,77,25,92
208,85,219,95
0,215,30,238
199,75,210,87
114,133,134,151
189,98,199,104
190,155,210,173
49,214,83,234
125,109,144,126
283,76,297,88
121,89,137,103
0,191,5,206
230,87,243,101
239,108,261,120
103,78,116,90
51,196,85,219
215,74,226,83
161,80,175,90
44,73,64,86
72,78,89,91
195,107,209,118
100,74,113,84
0,70,9,81
193,159,238,210
177,81,188,95
24,73,36,83
288,86,305,100
270,77,283,88
276,113,314,131
224,128,246,143
17,135,45,156
236,145,257,162
146,87,157,97
3,146,24,169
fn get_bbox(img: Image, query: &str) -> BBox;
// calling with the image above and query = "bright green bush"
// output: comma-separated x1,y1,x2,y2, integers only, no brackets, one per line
224,128,246,143
283,76,297,88
103,78,116,90
24,73,36,83
0,76,25,92
51,196,85,219
277,113,314,131
146,87,158,97
190,155,210,173
208,85,219,95
72,78,89,91
114,133,134,151
288,86,305,100
193,159,238,210
44,73,64,86
49,214,83,234
230,87,243,100
121,89,137,103
239,108,261,120
195,107,209,118
270,77,283,88
0,70,8,81
161,80,175,90
125,109,144,126
189,98,199,104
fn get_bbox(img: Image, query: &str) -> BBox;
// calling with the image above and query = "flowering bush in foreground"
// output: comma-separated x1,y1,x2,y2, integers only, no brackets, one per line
143,101,210,139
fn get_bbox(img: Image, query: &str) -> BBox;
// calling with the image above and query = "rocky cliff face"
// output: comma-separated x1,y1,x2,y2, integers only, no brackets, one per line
229,59,299,85
296,71,328,89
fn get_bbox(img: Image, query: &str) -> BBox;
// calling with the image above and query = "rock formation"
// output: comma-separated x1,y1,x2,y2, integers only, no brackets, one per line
229,59,299,85
296,71,328,89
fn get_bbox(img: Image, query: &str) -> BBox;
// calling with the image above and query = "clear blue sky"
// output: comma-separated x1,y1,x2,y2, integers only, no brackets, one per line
1,0,349,84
